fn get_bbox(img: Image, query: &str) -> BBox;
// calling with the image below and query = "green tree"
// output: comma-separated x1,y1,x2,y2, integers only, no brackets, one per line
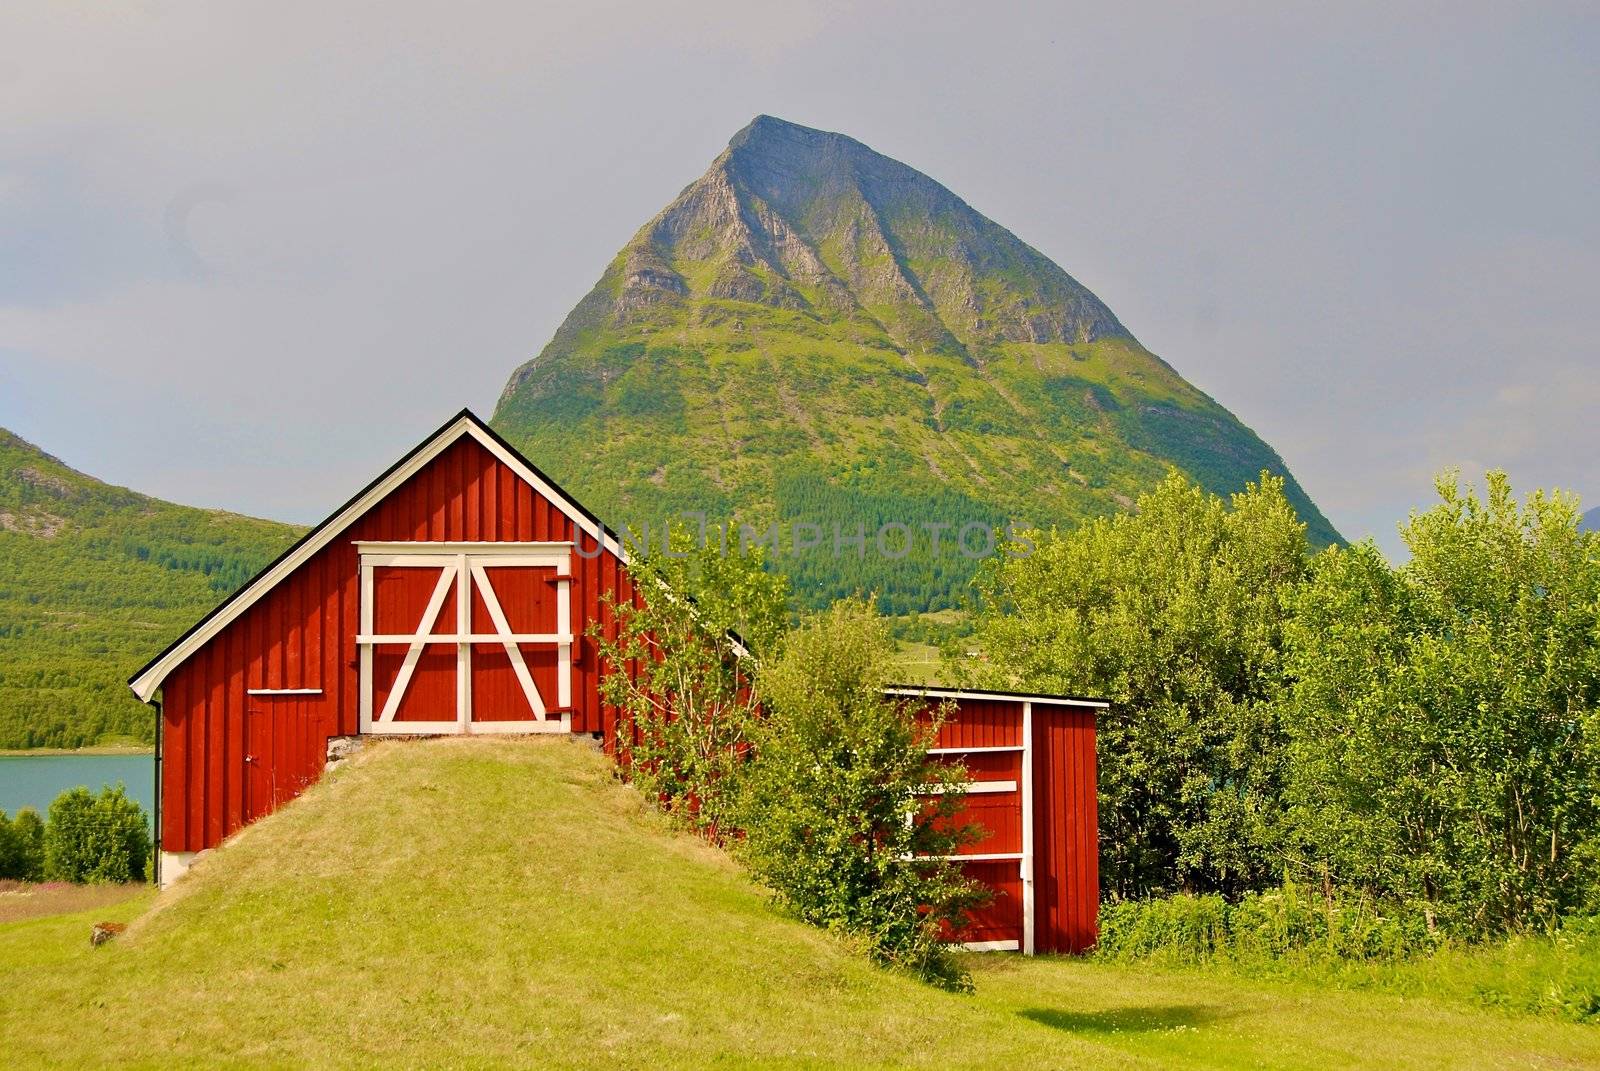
44,784,151,883
969,470,1310,898
1282,472,1600,934
739,600,985,987
10,807,45,880
0,811,17,880
593,532,790,838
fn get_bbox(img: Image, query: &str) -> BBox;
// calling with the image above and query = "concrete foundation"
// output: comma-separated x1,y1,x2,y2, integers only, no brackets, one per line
158,850,197,888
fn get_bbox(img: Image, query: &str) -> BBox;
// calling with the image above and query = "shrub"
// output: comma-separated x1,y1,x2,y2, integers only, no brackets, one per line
738,600,987,988
0,811,13,879
1096,884,1432,967
597,560,992,987
0,807,46,881
1097,893,1230,965
44,784,150,883
0,811,16,879
1455,919,1600,1022
593,534,789,838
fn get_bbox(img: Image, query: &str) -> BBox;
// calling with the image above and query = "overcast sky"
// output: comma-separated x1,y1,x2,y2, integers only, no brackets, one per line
2,3,1595,558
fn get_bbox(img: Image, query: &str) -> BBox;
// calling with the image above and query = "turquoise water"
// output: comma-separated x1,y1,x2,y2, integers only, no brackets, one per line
0,754,155,827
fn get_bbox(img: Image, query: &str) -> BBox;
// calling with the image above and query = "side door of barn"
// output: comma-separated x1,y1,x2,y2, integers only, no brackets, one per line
244,692,282,820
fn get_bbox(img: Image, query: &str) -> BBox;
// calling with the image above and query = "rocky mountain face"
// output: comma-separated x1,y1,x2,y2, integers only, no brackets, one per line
494,116,1338,609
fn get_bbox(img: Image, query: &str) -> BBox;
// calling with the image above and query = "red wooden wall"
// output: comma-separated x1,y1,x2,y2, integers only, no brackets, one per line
159,436,634,854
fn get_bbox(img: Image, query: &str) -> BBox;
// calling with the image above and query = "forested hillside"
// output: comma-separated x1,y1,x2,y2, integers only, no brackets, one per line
0,429,300,749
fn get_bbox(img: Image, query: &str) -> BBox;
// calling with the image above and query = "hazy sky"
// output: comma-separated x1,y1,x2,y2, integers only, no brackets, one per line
2,3,1595,557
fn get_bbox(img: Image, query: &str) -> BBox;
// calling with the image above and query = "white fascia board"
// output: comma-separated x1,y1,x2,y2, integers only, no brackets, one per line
129,415,627,703
883,686,1108,709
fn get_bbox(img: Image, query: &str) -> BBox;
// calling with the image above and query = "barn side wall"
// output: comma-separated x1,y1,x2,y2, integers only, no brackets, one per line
158,436,633,855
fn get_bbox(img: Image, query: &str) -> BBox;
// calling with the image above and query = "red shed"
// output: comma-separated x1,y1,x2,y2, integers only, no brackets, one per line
892,687,1102,955
129,411,1102,953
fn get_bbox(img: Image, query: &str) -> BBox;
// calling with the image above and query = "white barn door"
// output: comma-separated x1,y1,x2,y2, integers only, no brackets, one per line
357,542,573,734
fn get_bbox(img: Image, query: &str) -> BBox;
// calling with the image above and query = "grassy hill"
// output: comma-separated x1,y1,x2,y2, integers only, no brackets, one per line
496,116,1339,613
2,736,1596,1068
0,429,301,749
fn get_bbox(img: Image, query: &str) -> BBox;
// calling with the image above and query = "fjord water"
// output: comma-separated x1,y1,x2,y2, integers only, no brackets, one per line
0,754,154,828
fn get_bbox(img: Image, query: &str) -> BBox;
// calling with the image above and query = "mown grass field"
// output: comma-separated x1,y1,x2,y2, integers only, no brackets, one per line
1,736,1596,1069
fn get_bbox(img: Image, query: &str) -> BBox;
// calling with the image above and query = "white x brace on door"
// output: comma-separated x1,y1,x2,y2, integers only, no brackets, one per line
357,542,573,734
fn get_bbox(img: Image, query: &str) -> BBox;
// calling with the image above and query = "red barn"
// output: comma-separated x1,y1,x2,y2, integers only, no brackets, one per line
129,410,1102,953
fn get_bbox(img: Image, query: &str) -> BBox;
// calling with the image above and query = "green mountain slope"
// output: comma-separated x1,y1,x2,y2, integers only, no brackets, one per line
495,115,1337,611
0,429,301,749
6,736,1597,1068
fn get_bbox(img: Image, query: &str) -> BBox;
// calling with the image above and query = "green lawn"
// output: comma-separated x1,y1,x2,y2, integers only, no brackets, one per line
1,736,1596,1068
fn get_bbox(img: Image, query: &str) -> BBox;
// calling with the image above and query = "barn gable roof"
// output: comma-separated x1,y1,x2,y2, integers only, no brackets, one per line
128,409,628,702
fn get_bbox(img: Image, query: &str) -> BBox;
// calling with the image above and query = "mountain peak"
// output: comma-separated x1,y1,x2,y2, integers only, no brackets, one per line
726,114,864,157
604,115,1133,353
729,113,818,143
494,118,1338,609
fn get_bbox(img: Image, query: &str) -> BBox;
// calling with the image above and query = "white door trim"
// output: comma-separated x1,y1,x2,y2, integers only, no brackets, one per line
358,544,574,735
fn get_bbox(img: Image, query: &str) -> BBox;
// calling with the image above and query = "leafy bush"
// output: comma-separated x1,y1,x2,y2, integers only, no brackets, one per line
43,784,150,883
1452,919,1600,1022
0,811,16,879
593,534,789,838
1097,892,1230,964
0,807,46,880
1099,892,1600,1023
598,561,987,986
738,601,987,988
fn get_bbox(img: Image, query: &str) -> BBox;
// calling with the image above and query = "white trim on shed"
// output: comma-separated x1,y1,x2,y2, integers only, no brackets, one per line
883,686,1109,709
